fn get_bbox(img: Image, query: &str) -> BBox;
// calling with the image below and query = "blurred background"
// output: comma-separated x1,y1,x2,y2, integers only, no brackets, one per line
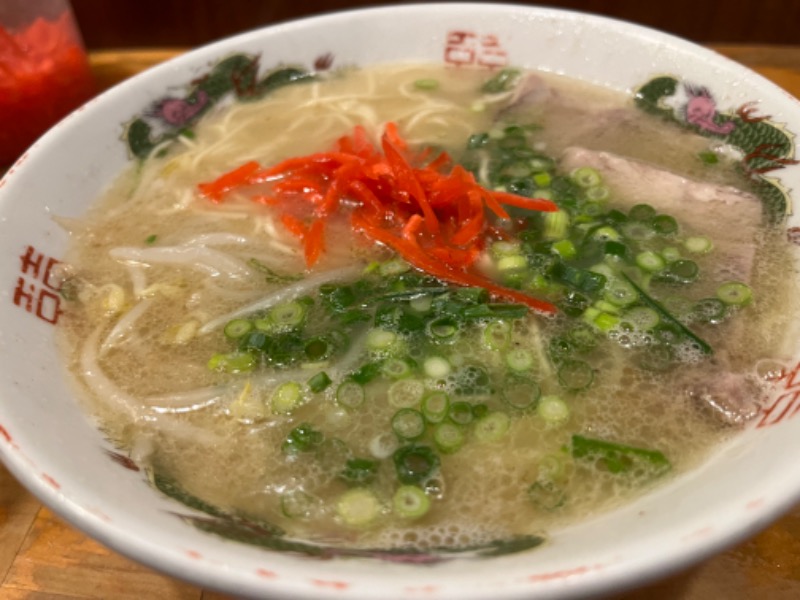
71,0,800,48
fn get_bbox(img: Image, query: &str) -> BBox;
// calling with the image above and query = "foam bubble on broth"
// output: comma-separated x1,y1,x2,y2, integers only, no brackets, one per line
55,63,798,551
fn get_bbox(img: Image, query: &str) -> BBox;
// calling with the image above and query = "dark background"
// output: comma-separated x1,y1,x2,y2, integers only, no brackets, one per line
71,0,800,49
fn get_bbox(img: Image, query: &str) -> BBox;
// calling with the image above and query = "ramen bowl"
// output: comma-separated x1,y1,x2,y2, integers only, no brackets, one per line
1,3,800,599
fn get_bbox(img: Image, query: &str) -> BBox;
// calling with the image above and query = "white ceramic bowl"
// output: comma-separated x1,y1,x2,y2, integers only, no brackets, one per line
2,4,800,599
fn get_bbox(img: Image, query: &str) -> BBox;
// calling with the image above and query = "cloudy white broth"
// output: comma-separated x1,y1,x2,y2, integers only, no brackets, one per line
57,64,795,551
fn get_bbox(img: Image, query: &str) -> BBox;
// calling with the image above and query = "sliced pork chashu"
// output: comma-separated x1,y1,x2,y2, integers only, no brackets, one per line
560,147,765,425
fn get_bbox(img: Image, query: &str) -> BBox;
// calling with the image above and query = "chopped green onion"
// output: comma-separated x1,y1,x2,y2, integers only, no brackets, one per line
472,403,490,420
661,246,681,263
448,400,475,425
272,381,305,414
508,125,530,139
481,68,521,93
382,357,415,379
698,150,719,164
392,408,426,440
533,189,552,201
628,203,656,221
529,156,552,172
716,281,752,306
605,208,628,223
536,395,570,427
423,355,452,379
550,263,606,296
269,301,307,330
409,295,433,313
651,214,678,235
393,444,440,485
557,360,594,391
491,241,521,258
538,452,570,482
282,423,323,454
433,422,466,454
362,261,381,274
548,336,575,364
336,380,365,409
505,348,535,372
253,317,272,333
684,236,713,254
421,391,450,424
533,172,552,188
379,257,411,276
592,311,620,332
336,488,382,527
224,319,254,340
635,251,666,272
581,307,604,331
585,185,609,201
307,371,332,393
392,485,431,518
653,321,684,344
552,239,577,259
474,411,511,443
501,378,541,410
637,343,675,372
145,234,158,245
464,303,528,320
658,259,699,284
369,432,399,459
622,306,660,331
621,221,654,241
304,336,333,361
237,330,270,353
349,361,383,384
601,244,630,265
367,328,399,351
592,226,621,242
388,378,425,408
571,166,602,188
497,254,528,272
603,278,638,307
543,210,570,240
579,201,604,219
568,322,597,351
339,458,378,486
413,78,439,91
483,320,512,351
207,351,255,373
456,286,491,304
528,273,558,295
528,479,566,510
320,284,357,312
502,161,532,178
593,298,621,314
426,316,459,342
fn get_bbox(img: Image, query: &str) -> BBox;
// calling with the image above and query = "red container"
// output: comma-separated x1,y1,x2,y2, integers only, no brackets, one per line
0,0,95,166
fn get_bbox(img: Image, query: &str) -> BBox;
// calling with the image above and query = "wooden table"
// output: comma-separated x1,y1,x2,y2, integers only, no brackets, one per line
2,45,800,600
